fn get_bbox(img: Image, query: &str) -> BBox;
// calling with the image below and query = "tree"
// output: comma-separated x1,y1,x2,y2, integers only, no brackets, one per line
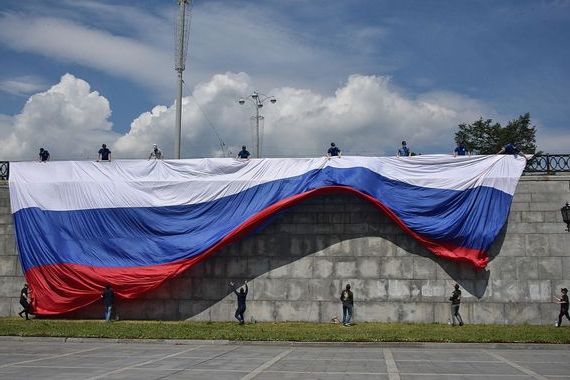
455,113,537,154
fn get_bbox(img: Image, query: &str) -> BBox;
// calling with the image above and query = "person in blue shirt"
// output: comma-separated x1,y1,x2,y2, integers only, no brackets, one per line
497,143,520,155
230,281,248,324
397,141,410,157
237,146,251,159
38,148,50,162
97,144,112,162
327,142,341,158
454,143,468,157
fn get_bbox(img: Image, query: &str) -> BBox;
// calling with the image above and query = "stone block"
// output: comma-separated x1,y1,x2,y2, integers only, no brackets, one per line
387,279,411,300
274,301,320,322
563,257,570,281
489,280,526,302
471,302,506,324
286,279,309,300
525,234,549,256
0,277,22,297
420,280,447,299
267,259,290,278
507,212,521,224
507,222,537,234
203,257,227,278
190,278,227,301
412,257,438,279
179,300,211,321
548,234,570,256
313,258,334,278
308,279,337,301
360,279,388,301
252,278,287,300
207,300,234,322
320,301,342,322
288,236,314,257
226,257,250,278
289,213,316,224
515,257,539,280
510,202,530,211
537,257,563,279
368,237,397,256
357,257,380,278
0,298,11,317
521,211,544,223
543,211,561,223
247,257,270,277
529,202,568,212
247,300,275,322
512,193,531,202
288,257,314,278
334,261,357,278
527,280,551,302
535,223,570,234
0,256,17,276
486,257,517,281
347,237,371,256
356,302,400,322
399,302,435,323
504,303,542,324
380,257,414,279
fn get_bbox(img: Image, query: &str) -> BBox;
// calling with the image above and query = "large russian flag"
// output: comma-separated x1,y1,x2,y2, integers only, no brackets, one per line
9,155,526,315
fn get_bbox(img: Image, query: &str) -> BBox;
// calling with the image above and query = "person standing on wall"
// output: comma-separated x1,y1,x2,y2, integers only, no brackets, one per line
230,281,248,324
38,148,50,162
449,283,464,326
237,146,251,159
554,287,569,327
397,141,410,157
18,284,31,320
327,142,342,158
97,144,112,162
340,284,353,326
149,144,163,160
101,285,114,322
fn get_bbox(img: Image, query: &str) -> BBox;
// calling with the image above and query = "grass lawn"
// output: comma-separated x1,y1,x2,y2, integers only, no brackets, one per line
0,318,569,343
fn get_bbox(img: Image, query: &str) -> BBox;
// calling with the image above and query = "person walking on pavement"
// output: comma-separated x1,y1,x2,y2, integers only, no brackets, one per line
340,284,354,326
449,283,464,326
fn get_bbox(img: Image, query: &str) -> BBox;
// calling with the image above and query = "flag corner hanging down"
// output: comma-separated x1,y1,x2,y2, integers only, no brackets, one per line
8,154,527,315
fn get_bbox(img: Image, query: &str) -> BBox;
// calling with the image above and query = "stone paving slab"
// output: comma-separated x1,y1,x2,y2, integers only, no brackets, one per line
0,338,569,379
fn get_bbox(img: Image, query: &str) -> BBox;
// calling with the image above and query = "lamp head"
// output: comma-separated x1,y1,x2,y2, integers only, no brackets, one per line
270,98,277,104
251,92,258,99
238,98,245,105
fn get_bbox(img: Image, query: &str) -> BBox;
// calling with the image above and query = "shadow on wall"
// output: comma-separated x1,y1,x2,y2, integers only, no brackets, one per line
63,192,506,320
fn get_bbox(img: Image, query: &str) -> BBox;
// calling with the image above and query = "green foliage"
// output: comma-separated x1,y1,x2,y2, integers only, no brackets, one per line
455,113,537,154
1,318,568,344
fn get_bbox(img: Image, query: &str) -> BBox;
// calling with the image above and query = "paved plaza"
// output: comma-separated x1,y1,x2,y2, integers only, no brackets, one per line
0,337,568,379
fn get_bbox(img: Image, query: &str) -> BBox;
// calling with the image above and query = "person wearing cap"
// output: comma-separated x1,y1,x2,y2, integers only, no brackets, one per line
237,146,250,159
340,284,353,326
97,144,112,162
397,141,411,157
327,142,341,158
449,283,464,326
38,148,50,162
554,288,569,327
149,144,163,160
18,284,31,320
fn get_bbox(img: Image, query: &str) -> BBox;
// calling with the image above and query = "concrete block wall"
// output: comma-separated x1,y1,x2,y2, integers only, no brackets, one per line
1,176,569,324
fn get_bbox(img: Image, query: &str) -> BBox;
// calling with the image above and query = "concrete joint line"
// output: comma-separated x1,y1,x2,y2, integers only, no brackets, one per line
85,345,203,380
0,345,108,369
486,350,548,380
241,348,293,380
383,348,401,380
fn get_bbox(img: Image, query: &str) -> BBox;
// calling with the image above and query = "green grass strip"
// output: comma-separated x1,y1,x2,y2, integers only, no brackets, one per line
1,318,568,343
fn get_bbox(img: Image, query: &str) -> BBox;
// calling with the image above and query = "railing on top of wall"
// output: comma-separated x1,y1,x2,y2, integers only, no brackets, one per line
1,155,569,180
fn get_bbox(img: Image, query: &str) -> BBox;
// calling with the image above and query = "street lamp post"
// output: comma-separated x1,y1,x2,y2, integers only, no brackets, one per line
238,91,277,158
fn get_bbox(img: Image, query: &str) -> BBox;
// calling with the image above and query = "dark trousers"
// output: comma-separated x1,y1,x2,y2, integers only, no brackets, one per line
451,304,463,325
342,305,353,324
19,300,30,320
235,305,246,323
559,308,570,326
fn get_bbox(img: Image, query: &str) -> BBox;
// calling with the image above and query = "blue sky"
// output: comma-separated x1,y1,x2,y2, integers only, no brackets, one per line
0,0,569,159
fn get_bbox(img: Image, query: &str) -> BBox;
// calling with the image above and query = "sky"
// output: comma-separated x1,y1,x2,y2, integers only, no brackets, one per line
0,0,569,160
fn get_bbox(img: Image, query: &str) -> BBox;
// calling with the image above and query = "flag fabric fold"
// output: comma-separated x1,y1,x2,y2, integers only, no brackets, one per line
9,155,526,315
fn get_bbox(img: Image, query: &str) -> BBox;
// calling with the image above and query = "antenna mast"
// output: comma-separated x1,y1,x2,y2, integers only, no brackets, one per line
174,0,191,159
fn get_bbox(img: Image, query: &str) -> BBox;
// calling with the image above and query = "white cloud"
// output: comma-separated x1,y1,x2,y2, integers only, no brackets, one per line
0,13,173,94
0,74,117,160
0,72,491,161
0,76,48,96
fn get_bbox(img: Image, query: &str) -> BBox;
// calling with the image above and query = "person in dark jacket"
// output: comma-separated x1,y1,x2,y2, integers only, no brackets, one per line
231,281,248,324
554,288,569,327
18,284,31,320
340,284,354,326
449,283,464,326
101,285,114,322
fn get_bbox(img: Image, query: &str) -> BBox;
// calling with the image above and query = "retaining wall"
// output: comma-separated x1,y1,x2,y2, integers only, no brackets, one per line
1,176,569,324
